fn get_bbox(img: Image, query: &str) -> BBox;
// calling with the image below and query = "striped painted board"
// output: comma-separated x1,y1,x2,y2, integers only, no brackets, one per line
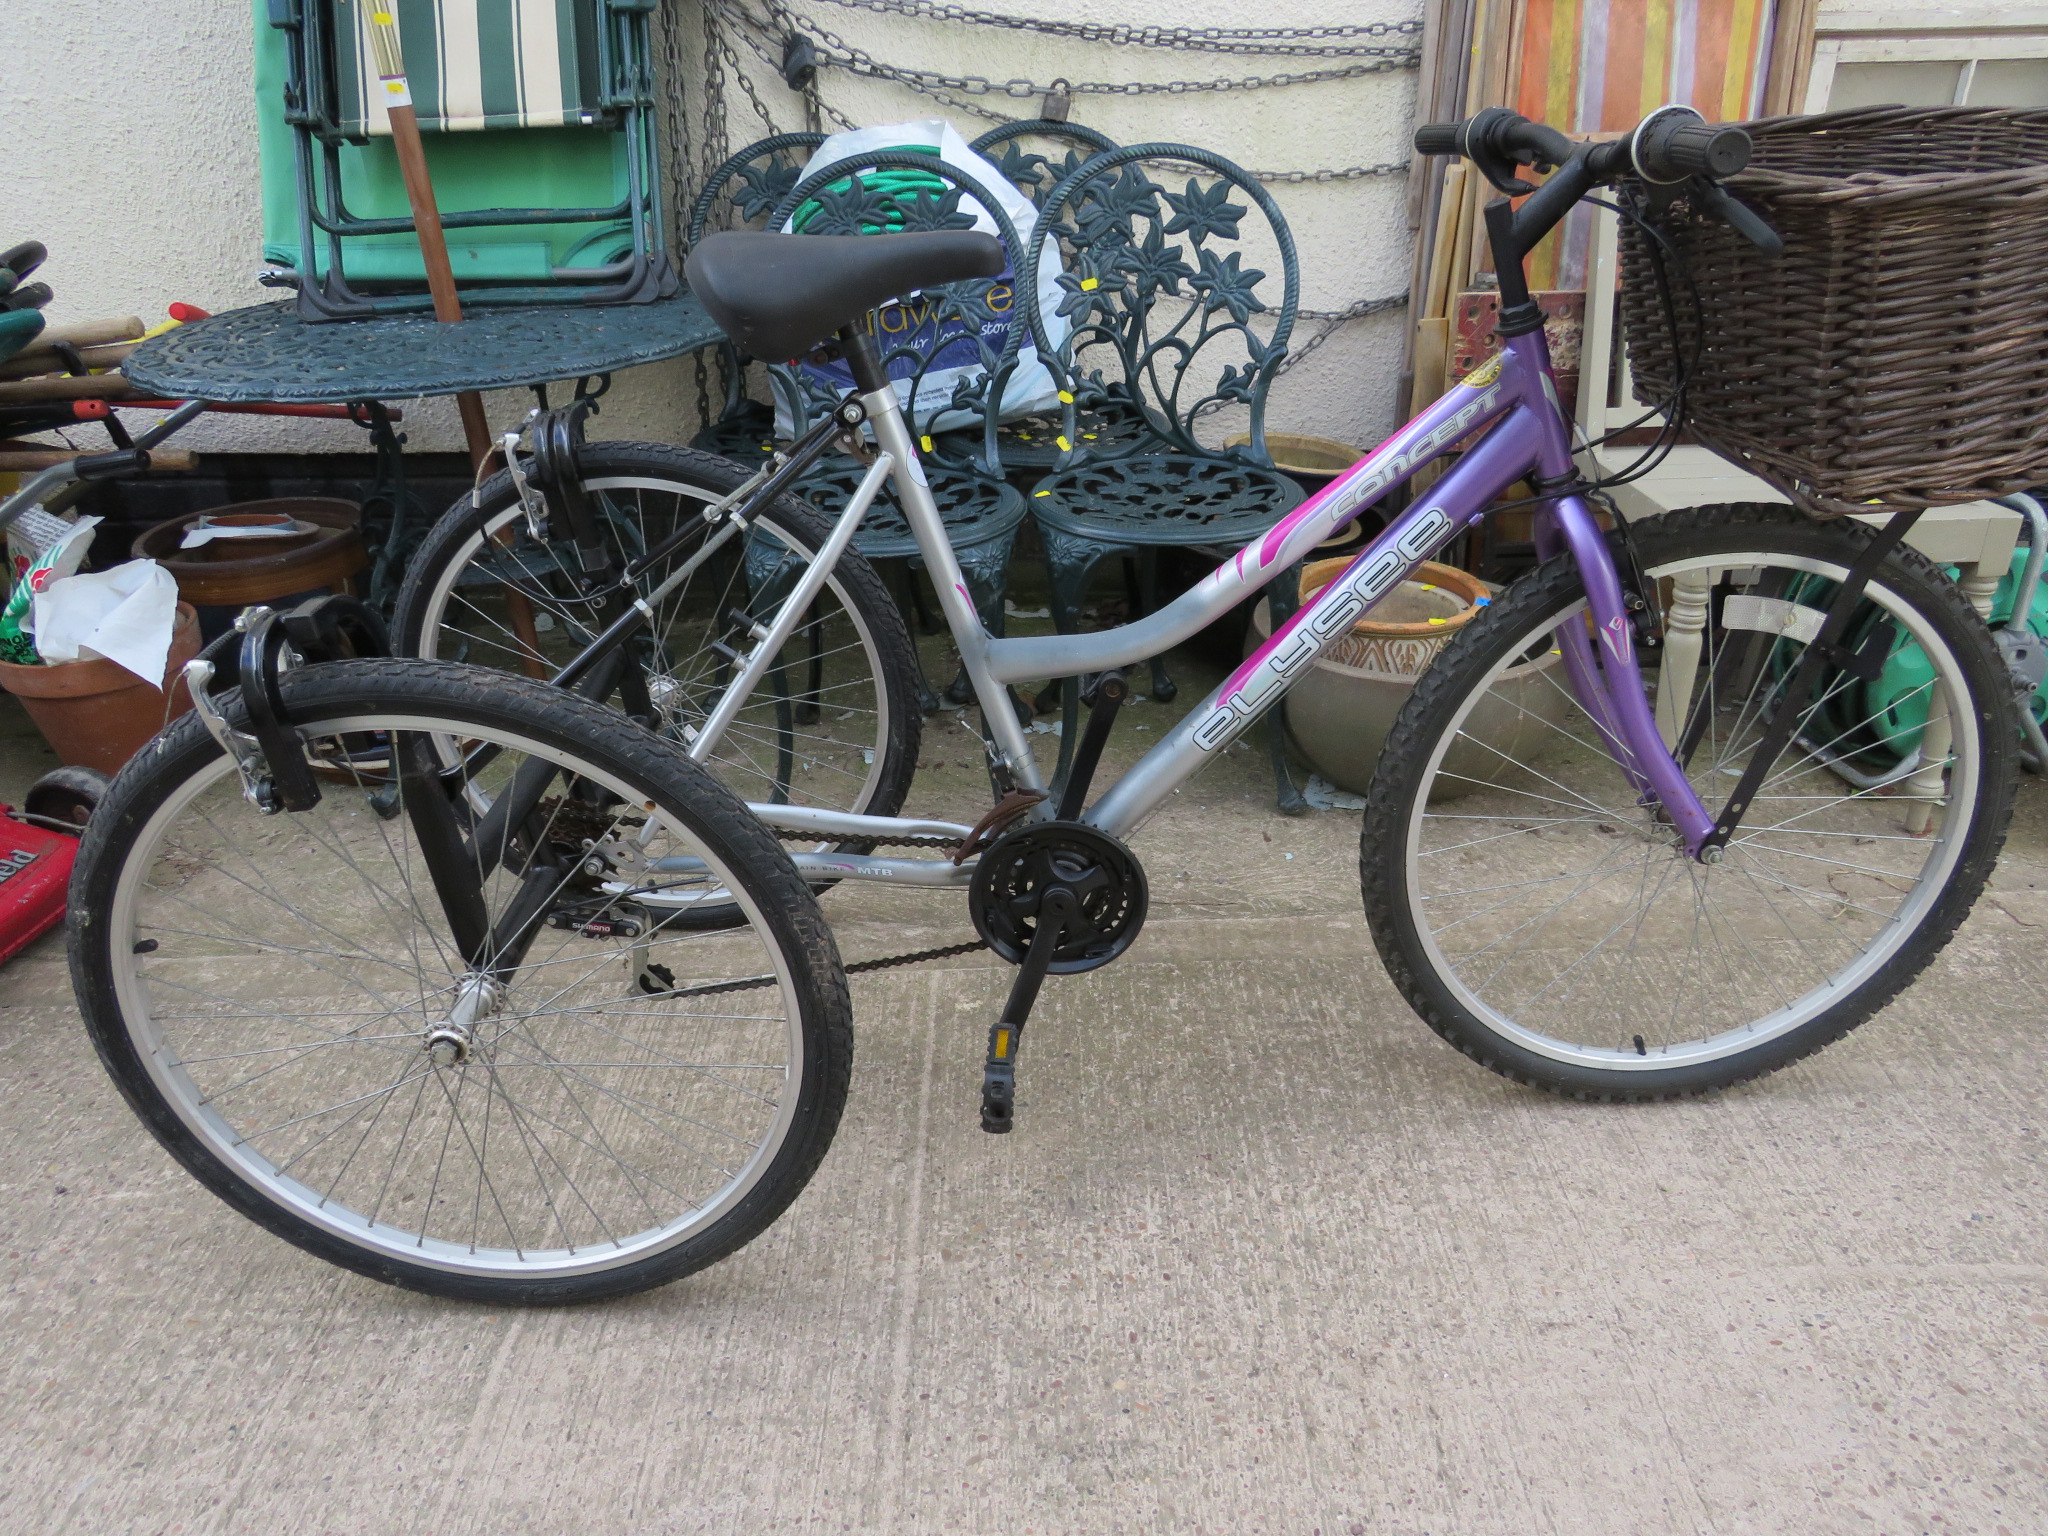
1512,0,1776,289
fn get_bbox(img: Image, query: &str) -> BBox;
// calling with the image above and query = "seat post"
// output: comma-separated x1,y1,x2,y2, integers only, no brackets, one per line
837,323,891,398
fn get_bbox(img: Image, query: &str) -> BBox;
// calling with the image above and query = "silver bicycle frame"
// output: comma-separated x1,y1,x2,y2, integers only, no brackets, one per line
745,324,1715,873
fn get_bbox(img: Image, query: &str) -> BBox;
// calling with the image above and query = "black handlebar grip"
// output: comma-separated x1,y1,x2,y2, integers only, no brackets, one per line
1414,121,1463,156
1636,116,1752,182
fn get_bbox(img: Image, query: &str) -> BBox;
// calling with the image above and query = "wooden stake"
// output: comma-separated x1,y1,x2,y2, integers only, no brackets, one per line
363,2,543,670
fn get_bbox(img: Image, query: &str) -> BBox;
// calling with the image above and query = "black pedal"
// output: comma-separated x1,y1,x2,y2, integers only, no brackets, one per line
981,1026,1016,1134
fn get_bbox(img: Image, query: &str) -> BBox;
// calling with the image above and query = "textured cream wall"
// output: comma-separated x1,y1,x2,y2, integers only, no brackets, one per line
0,1,1422,457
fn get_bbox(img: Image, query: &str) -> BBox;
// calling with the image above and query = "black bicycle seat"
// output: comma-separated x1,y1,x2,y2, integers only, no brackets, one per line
685,230,1005,362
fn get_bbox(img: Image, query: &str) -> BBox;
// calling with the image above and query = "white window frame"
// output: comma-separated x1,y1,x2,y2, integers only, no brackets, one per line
1805,6,2048,111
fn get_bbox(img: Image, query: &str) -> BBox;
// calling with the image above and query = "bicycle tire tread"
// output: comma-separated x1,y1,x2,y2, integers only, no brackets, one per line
1359,503,2017,1102
70,660,854,1304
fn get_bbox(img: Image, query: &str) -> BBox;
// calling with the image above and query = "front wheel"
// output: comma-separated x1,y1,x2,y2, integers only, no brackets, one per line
69,661,853,1303
1361,503,2017,1100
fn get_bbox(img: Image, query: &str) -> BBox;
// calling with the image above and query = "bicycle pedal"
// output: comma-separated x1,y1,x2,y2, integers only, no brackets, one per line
980,1065,1015,1133
980,1020,1018,1133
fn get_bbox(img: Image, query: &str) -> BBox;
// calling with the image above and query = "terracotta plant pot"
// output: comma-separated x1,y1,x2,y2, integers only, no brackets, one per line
0,601,202,775
132,498,366,612
186,510,324,563
1249,561,1569,797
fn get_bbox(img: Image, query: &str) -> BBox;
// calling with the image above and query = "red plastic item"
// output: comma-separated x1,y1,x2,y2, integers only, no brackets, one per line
0,806,79,967
166,302,212,322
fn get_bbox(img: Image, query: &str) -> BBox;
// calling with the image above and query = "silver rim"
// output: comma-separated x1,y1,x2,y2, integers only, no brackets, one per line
105,711,808,1280
1400,549,1979,1072
411,473,895,820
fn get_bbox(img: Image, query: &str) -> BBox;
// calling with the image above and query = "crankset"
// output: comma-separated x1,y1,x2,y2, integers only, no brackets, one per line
967,820,1147,1134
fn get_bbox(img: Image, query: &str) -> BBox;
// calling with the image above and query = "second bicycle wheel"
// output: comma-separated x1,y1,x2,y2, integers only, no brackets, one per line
394,441,921,826
69,661,852,1304
1361,504,2017,1099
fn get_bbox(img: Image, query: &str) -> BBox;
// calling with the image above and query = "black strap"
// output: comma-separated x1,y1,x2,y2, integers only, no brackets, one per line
1704,507,1923,851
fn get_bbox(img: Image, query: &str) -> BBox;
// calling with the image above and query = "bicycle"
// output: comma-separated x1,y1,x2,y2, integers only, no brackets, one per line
391,105,2020,1127
52,105,2021,1302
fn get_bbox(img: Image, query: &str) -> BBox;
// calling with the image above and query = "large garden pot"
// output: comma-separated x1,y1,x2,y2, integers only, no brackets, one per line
1228,431,1369,547
133,498,366,637
1250,559,1570,797
0,601,201,774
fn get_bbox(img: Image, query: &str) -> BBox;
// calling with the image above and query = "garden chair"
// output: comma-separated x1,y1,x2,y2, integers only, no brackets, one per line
689,138,1037,708
1021,144,1308,810
258,0,675,318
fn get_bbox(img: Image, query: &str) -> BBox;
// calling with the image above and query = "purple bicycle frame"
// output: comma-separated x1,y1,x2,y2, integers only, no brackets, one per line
1073,326,1716,851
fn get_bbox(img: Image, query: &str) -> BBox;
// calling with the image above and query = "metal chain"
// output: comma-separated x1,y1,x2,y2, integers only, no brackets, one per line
798,0,1423,57
713,1,1419,180
773,826,964,850
720,31,800,133
711,0,1417,104
1249,163,1409,185
662,937,993,998
1141,156,1410,186
1189,293,1409,418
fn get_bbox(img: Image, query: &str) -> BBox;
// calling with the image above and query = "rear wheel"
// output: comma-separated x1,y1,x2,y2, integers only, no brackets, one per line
70,660,853,1303
1361,504,2016,1099
394,442,921,828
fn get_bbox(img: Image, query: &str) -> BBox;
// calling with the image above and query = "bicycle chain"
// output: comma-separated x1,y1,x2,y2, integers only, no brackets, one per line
773,826,963,850
664,936,992,996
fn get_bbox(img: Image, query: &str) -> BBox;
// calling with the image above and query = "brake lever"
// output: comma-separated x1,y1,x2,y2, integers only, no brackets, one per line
1691,178,1784,256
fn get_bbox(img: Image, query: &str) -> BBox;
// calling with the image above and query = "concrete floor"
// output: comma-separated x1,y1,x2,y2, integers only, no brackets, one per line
2,658,2046,1536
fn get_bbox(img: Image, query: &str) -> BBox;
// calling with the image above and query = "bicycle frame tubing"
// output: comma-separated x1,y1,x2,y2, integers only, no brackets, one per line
864,325,1717,851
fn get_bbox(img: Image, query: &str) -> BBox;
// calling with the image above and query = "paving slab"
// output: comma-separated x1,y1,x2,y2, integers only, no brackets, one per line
1,674,2043,1536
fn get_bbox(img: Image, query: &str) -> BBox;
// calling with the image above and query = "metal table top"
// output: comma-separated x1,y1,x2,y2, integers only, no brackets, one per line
123,293,726,404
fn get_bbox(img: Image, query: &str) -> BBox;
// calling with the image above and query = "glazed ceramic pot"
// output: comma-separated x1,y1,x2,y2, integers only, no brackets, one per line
1249,560,1570,797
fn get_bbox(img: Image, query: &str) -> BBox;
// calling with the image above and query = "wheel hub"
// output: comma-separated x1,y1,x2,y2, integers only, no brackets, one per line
425,974,504,1066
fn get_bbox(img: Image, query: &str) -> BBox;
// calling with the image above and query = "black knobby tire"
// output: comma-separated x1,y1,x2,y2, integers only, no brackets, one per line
1360,504,2017,1100
393,441,922,833
69,660,854,1304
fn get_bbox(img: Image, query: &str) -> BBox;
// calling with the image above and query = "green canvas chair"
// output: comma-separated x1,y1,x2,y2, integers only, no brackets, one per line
257,0,675,318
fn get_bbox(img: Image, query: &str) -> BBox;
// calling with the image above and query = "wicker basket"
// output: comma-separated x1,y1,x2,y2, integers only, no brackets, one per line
1619,107,2048,516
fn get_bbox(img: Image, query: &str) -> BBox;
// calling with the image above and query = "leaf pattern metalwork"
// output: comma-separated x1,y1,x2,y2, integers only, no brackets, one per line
1188,249,1267,323
1161,179,1247,246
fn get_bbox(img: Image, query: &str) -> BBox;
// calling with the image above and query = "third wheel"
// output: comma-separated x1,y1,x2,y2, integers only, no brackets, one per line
394,441,923,828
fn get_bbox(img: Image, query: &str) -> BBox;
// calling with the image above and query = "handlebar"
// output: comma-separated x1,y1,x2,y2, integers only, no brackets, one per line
1414,107,1576,188
1411,104,1781,272
1407,104,1782,338
1631,106,1751,182
1413,104,1753,188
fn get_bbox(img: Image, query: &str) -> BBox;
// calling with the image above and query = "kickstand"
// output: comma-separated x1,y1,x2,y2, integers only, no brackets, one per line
980,886,1078,1133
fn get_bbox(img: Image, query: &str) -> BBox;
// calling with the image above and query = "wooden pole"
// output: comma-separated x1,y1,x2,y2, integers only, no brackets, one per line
362,2,543,669
362,4,494,469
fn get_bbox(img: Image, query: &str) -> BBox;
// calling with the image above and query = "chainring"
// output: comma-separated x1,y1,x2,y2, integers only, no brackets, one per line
968,821,1148,974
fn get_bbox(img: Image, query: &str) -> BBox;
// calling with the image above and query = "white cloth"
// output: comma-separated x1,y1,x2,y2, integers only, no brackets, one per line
29,559,181,686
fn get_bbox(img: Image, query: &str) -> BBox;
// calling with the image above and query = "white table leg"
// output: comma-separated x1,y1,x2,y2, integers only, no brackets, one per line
1655,568,1715,750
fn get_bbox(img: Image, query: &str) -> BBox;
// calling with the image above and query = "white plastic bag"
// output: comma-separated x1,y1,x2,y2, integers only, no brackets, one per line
29,558,181,686
777,119,1070,437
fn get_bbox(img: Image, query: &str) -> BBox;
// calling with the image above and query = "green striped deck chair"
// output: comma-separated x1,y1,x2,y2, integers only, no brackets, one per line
259,0,674,319
327,0,613,136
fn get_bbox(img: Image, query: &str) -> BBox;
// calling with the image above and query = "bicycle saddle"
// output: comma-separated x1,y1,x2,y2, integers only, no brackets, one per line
685,230,1005,362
